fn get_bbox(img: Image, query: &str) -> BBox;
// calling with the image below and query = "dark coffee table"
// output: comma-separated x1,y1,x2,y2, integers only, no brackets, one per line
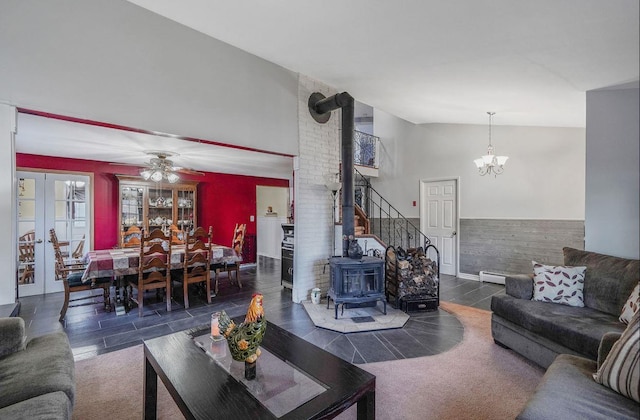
143,320,376,419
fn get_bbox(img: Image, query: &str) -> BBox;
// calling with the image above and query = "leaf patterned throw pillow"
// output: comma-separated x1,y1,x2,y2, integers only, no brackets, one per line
619,283,639,324
531,261,586,307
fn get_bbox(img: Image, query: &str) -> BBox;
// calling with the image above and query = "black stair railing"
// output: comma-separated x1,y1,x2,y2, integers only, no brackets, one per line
354,130,379,168
354,167,432,251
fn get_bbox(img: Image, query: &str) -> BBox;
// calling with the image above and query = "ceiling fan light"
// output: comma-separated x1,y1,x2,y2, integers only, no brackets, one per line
150,170,164,182
166,172,180,183
140,169,152,180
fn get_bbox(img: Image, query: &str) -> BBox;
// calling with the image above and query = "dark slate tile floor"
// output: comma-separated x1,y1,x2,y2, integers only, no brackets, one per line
14,261,505,364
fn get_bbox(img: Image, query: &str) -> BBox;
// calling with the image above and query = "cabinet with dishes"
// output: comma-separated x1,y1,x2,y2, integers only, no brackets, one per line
117,176,198,247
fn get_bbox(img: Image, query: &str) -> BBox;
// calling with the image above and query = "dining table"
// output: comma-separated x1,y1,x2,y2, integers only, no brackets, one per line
81,244,241,283
81,244,241,314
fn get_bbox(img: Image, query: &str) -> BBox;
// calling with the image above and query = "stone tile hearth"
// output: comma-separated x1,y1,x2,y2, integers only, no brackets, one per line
302,300,409,333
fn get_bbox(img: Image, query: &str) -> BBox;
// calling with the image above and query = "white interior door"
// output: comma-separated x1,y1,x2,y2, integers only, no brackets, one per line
16,171,91,297
420,179,458,276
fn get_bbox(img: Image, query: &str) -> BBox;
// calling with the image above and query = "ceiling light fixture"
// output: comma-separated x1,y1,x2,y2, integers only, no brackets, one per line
140,152,181,183
474,112,508,176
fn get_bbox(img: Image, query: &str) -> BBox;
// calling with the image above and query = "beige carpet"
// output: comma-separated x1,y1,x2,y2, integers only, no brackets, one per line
73,302,544,419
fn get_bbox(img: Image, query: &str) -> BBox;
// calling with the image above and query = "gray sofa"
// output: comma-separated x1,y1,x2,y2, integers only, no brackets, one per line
0,317,75,419
517,332,639,419
491,247,638,369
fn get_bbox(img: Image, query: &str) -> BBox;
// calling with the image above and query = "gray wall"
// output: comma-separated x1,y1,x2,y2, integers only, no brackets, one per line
585,86,640,259
459,219,584,275
0,0,299,155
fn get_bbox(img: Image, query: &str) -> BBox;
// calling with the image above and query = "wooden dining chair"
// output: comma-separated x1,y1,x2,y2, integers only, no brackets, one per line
126,228,172,317
121,225,142,248
213,223,246,294
174,226,212,309
50,228,112,322
18,230,36,284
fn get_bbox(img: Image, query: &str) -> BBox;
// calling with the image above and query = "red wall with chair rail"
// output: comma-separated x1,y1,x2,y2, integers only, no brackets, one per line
17,153,289,261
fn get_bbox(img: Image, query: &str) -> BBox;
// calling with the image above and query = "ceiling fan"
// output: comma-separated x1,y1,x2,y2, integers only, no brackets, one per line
113,151,204,183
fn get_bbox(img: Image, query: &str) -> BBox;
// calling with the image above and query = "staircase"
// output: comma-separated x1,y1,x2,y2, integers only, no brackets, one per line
354,204,369,236
353,167,431,251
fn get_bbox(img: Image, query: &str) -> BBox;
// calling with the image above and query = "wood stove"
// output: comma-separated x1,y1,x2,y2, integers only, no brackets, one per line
327,256,386,319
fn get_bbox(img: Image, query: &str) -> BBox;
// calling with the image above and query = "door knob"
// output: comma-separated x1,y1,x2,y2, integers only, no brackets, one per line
452,231,457,236
36,239,43,243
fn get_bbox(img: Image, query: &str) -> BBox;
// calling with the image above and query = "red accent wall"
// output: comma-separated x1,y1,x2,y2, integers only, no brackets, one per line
17,153,289,260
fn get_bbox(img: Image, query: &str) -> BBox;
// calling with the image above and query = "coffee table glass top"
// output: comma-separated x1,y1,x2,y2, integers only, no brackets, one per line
193,333,327,418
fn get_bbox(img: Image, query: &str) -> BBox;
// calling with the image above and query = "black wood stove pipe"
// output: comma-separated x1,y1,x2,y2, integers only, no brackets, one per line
308,91,355,257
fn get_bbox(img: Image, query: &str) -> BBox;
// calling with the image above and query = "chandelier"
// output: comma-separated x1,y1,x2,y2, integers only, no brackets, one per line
473,112,508,176
140,152,180,183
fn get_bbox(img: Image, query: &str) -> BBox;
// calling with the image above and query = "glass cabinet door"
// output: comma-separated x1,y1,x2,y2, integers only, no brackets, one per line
148,186,174,231
176,188,195,232
120,186,144,229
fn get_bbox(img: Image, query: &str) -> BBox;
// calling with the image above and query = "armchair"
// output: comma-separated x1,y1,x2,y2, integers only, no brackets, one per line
0,317,75,419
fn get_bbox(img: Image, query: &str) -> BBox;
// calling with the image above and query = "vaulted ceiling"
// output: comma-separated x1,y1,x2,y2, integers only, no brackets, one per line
127,0,639,127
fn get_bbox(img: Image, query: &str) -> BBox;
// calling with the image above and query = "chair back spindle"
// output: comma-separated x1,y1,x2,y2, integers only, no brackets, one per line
178,226,212,308
127,228,172,317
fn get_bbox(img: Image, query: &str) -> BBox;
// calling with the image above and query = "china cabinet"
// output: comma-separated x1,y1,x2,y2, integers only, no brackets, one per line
117,176,198,245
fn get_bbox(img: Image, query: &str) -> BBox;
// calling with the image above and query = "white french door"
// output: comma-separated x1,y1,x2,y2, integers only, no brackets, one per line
420,178,458,276
16,171,91,297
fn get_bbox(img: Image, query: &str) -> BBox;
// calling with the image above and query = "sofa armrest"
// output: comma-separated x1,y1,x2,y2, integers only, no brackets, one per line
505,274,534,300
597,331,623,369
0,317,26,358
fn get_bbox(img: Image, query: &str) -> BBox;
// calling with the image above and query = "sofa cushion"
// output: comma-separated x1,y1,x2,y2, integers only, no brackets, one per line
563,247,640,316
620,283,639,324
532,261,585,307
517,354,640,420
0,391,72,420
0,317,26,358
593,311,639,403
0,331,75,410
505,274,534,300
492,294,625,359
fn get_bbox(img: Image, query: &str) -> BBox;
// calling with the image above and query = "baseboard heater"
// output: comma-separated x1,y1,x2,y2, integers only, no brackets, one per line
479,271,506,285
